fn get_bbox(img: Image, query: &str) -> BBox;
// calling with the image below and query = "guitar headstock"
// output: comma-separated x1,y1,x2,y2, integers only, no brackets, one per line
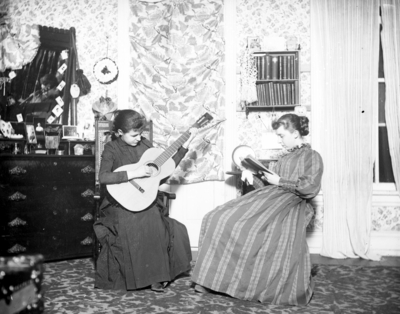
192,113,213,129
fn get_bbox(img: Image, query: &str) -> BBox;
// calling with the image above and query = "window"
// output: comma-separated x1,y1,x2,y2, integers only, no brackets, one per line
375,23,394,184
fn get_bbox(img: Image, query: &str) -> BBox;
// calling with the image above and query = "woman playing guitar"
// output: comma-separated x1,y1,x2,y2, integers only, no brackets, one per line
94,109,199,293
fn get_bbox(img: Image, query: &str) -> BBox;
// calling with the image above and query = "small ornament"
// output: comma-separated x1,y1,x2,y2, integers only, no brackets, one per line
70,84,80,98
93,57,119,84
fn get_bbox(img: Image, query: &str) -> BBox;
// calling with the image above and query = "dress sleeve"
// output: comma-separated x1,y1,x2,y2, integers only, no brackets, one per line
279,150,324,199
172,146,189,166
99,143,128,185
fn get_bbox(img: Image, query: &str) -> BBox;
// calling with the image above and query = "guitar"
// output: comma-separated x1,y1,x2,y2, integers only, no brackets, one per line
106,113,213,212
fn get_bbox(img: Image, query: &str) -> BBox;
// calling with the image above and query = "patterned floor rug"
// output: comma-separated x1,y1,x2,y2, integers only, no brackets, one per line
42,258,400,314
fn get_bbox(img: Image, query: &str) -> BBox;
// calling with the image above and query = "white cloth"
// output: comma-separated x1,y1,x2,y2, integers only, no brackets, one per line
241,169,254,185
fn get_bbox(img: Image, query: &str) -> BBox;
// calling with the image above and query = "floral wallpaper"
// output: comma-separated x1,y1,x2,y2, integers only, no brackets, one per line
0,0,119,134
128,0,225,184
2,0,398,232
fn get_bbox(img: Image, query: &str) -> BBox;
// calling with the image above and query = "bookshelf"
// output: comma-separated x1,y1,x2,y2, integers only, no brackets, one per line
246,50,300,117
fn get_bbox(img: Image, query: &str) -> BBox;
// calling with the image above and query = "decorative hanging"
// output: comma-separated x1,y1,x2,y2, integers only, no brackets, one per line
0,16,40,72
240,48,258,109
93,57,118,84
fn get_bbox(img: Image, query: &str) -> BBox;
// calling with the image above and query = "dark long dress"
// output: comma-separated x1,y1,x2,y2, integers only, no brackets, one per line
191,144,323,305
94,137,192,290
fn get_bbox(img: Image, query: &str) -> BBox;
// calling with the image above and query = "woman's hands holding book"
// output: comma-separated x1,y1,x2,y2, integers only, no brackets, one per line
259,170,280,186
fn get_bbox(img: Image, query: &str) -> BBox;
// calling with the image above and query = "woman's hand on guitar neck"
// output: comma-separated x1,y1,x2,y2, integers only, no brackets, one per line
127,165,151,180
182,128,199,149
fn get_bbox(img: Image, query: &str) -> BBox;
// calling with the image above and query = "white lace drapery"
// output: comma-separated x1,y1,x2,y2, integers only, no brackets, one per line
311,0,380,260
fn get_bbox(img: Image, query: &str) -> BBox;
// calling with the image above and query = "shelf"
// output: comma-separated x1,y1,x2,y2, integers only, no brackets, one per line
245,105,299,117
257,79,298,83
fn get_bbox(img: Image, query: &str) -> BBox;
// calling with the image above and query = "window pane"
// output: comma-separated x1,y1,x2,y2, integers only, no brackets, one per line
379,29,384,78
378,83,386,123
378,126,394,182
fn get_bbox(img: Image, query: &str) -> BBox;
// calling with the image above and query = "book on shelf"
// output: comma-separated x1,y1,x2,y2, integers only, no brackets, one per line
256,82,298,106
271,56,279,80
255,52,298,81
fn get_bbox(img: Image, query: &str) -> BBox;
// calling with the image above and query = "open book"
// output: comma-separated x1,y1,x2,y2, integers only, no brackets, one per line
242,155,274,174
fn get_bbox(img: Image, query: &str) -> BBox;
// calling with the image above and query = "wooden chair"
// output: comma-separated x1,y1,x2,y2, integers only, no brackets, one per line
92,115,176,262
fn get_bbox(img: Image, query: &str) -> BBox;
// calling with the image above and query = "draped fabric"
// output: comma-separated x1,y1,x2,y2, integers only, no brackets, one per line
128,0,225,184
380,0,400,197
0,21,40,72
10,47,63,102
311,0,380,260
192,144,323,305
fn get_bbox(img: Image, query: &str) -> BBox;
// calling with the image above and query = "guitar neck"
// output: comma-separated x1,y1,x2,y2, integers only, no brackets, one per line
154,130,190,167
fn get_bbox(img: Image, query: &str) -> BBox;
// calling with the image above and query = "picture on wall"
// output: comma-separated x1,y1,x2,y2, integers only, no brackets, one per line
62,125,78,139
25,124,37,144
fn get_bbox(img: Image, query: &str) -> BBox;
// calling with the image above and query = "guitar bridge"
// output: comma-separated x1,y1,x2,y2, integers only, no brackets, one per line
130,180,145,193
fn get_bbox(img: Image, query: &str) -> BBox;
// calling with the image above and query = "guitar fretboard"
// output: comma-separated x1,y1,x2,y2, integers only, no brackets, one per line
154,131,190,167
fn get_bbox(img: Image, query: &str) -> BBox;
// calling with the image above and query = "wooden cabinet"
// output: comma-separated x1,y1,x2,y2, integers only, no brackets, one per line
0,155,95,261
246,50,300,116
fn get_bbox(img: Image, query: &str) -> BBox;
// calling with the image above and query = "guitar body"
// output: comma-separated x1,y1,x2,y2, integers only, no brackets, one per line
106,147,176,212
106,112,214,212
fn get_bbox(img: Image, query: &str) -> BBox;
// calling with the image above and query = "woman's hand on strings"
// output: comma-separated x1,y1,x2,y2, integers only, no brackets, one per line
127,165,151,180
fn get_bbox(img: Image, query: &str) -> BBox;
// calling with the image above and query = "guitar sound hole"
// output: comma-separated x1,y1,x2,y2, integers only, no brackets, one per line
147,163,159,176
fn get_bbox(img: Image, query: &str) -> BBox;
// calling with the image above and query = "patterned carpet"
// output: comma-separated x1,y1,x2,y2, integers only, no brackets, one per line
42,258,400,314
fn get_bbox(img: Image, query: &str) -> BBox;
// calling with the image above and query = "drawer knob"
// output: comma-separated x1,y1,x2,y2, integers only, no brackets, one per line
81,189,94,198
8,191,27,201
8,217,27,227
54,162,57,166
53,186,57,190
81,213,93,221
81,166,95,174
9,166,27,176
7,244,27,254
80,236,93,246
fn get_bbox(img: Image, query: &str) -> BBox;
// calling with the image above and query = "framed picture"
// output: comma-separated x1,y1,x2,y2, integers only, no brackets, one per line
25,124,37,144
33,118,45,134
62,125,78,139
247,36,261,51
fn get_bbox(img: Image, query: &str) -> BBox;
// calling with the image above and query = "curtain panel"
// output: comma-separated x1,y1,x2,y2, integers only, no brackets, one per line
380,0,400,197
311,0,380,260
128,0,225,184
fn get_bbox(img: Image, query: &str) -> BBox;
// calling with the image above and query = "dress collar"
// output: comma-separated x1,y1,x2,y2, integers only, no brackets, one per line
286,142,310,152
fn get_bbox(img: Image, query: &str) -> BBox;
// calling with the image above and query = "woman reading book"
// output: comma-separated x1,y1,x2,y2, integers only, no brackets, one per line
191,113,324,306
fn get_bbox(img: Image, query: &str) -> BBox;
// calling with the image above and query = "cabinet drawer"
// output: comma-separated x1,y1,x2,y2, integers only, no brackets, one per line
45,206,94,234
0,233,45,257
0,209,47,236
0,157,95,185
0,184,95,211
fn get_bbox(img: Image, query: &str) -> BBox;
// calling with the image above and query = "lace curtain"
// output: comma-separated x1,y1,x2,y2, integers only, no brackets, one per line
311,0,380,260
380,0,400,197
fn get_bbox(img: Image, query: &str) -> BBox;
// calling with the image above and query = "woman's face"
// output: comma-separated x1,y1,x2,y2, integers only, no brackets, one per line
119,129,142,146
275,125,299,150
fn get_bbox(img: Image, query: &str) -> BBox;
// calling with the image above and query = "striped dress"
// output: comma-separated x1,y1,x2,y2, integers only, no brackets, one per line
191,144,323,305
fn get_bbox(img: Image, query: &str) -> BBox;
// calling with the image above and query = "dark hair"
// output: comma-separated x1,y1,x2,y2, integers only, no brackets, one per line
112,109,146,135
271,113,309,136
40,74,58,89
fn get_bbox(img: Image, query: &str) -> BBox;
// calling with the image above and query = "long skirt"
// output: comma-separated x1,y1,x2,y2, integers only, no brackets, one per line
191,185,314,305
94,202,192,290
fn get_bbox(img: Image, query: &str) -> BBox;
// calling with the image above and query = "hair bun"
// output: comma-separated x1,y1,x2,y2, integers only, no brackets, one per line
298,116,309,136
